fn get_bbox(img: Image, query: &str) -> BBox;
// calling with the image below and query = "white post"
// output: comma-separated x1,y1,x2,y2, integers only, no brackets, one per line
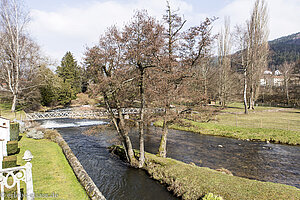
2,141,7,157
0,141,3,170
23,150,34,200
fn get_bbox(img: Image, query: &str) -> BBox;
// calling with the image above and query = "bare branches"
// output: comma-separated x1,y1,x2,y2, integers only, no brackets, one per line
0,0,39,111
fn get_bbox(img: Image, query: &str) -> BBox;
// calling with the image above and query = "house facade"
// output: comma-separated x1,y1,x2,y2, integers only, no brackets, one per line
260,70,284,87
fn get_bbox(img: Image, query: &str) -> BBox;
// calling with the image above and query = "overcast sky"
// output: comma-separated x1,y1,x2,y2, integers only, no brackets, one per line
25,0,300,64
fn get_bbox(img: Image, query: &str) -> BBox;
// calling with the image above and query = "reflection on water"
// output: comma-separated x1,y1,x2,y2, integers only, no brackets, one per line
40,119,300,200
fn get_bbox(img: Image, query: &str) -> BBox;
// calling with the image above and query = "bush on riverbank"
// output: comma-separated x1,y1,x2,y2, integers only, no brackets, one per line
111,145,300,200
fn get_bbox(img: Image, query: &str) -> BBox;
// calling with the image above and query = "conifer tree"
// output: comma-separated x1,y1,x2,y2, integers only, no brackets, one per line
56,51,81,105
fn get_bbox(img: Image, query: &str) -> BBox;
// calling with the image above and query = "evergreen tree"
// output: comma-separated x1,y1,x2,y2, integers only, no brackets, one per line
56,52,82,104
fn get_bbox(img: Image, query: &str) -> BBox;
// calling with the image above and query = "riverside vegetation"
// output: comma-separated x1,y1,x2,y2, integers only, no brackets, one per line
111,145,300,200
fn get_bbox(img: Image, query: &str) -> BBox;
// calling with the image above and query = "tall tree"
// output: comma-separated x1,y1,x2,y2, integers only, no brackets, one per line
281,61,294,104
85,26,138,167
0,0,30,111
246,0,269,109
123,10,164,167
180,17,216,105
218,17,232,107
234,24,249,114
56,51,81,105
157,1,186,158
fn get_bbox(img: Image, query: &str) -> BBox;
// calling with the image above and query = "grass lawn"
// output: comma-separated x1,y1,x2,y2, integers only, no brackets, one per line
214,103,300,132
17,134,89,200
216,102,278,113
113,145,300,200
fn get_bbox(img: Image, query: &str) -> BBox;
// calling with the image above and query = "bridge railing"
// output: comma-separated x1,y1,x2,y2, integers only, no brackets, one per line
25,108,165,120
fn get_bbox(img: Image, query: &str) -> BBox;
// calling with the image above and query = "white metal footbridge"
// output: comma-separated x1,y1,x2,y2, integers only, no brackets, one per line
25,108,164,120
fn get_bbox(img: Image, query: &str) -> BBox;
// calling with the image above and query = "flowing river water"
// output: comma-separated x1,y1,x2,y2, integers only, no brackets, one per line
40,118,300,200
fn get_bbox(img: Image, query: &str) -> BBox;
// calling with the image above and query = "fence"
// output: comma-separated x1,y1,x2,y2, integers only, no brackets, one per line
0,150,34,200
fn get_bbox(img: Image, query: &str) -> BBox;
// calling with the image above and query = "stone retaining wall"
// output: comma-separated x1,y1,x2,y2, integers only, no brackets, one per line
49,130,106,200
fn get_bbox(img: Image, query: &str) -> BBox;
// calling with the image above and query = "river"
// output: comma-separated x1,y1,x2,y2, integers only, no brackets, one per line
40,118,300,200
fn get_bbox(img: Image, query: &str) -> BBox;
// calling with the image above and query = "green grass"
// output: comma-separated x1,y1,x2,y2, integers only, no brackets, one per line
114,145,300,200
216,102,278,113
17,134,89,200
216,108,300,131
0,103,26,120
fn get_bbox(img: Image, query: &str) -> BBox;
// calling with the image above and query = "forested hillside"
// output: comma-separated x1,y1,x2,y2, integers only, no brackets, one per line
269,32,300,67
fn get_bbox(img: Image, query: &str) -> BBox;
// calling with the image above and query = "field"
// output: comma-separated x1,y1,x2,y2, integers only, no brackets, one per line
216,103,299,132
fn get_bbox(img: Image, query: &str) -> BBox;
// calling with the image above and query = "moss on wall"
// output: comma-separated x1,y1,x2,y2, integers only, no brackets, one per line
10,123,19,141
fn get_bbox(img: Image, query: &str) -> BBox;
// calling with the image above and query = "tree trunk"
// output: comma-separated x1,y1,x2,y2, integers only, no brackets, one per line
249,83,254,110
103,92,137,167
11,93,17,112
285,79,289,104
204,76,208,104
158,107,168,157
243,69,248,114
118,111,138,167
138,67,145,168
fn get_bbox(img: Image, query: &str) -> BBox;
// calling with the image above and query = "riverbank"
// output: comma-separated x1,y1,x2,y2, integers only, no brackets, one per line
111,145,300,200
154,119,300,145
17,133,89,200
154,104,300,145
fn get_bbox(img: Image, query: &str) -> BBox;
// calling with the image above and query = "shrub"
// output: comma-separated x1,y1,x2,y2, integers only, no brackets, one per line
202,193,223,200
7,141,18,155
26,129,44,140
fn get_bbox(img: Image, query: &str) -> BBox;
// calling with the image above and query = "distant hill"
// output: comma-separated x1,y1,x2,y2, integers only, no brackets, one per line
269,32,300,67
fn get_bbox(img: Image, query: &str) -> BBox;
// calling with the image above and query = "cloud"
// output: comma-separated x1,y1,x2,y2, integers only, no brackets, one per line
28,0,192,62
29,0,300,63
217,0,300,40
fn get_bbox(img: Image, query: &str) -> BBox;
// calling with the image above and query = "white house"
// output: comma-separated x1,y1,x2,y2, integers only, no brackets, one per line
263,70,272,75
260,78,267,86
274,70,282,76
273,76,284,86
0,117,10,141
0,117,9,166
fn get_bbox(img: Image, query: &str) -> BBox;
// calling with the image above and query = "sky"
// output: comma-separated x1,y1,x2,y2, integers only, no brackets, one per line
25,0,300,65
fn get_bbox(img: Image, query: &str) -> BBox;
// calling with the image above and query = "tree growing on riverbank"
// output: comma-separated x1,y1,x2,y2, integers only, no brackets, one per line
85,5,218,165
85,26,139,167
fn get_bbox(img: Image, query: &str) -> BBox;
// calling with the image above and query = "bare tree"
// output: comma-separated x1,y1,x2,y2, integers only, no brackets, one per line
85,26,139,167
157,1,186,158
246,0,269,109
0,0,30,111
123,10,164,167
218,17,232,107
234,24,249,114
281,61,294,104
180,17,216,105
